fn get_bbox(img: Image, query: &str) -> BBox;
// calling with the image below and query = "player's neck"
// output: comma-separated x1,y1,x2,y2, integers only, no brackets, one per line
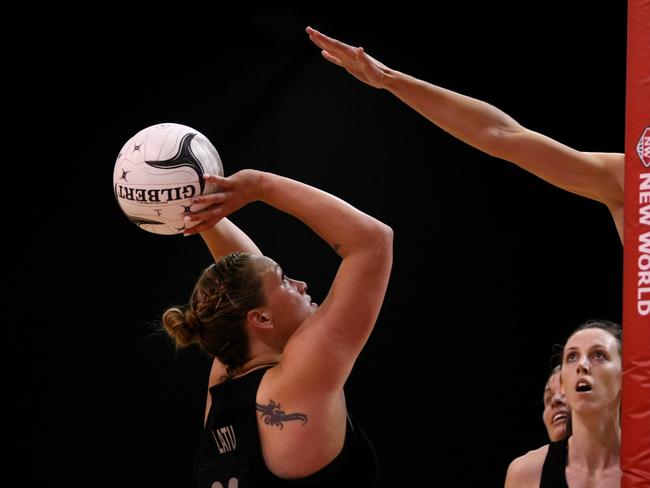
235,355,281,378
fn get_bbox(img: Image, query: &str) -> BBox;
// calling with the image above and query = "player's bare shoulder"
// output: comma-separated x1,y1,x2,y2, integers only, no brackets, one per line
504,444,549,488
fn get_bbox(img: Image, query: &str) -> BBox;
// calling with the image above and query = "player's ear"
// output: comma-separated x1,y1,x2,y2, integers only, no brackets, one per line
247,309,273,330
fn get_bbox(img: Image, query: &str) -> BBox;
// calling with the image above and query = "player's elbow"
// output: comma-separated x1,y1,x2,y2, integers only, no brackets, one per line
343,218,393,262
378,222,394,244
359,220,393,267
372,222,394,257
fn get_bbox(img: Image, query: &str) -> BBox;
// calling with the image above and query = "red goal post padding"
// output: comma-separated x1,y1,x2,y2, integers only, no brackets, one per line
622,1,650,487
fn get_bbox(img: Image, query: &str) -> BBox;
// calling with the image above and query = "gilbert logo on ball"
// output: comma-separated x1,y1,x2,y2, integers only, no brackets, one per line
113,123,223,235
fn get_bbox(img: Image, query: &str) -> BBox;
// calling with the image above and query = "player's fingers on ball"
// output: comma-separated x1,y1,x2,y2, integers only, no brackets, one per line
204,173,227,184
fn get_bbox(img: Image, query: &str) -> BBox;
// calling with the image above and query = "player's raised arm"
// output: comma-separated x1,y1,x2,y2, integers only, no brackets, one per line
307,27,624,241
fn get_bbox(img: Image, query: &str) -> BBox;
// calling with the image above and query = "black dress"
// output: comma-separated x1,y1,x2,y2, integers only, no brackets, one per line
195,366,379,487
540,437,569,488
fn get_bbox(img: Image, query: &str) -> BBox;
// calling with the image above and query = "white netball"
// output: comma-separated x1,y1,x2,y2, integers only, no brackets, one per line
113,123,223,235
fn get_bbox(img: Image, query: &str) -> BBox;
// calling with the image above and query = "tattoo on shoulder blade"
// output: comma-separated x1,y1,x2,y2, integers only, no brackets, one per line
332,243,341,253
256,399,308,429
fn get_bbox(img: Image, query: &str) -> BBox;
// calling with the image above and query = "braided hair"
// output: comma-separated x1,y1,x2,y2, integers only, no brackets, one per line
162,252,266,378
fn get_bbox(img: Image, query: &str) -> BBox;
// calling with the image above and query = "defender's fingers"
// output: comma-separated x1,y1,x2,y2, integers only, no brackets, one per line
322,51,344,66
307,26,351,52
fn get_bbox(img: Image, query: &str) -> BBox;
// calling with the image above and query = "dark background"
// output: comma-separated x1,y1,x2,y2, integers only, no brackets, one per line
13,3,625,486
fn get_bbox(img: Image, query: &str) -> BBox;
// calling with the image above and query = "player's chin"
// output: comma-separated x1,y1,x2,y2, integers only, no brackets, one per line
552,427,563,439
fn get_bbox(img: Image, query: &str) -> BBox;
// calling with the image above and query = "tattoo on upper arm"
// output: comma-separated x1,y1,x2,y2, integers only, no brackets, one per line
256,399,308,429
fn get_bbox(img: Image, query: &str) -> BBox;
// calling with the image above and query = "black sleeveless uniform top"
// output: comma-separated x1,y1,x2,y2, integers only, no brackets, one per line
194,366,379,488
540,437,569,488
